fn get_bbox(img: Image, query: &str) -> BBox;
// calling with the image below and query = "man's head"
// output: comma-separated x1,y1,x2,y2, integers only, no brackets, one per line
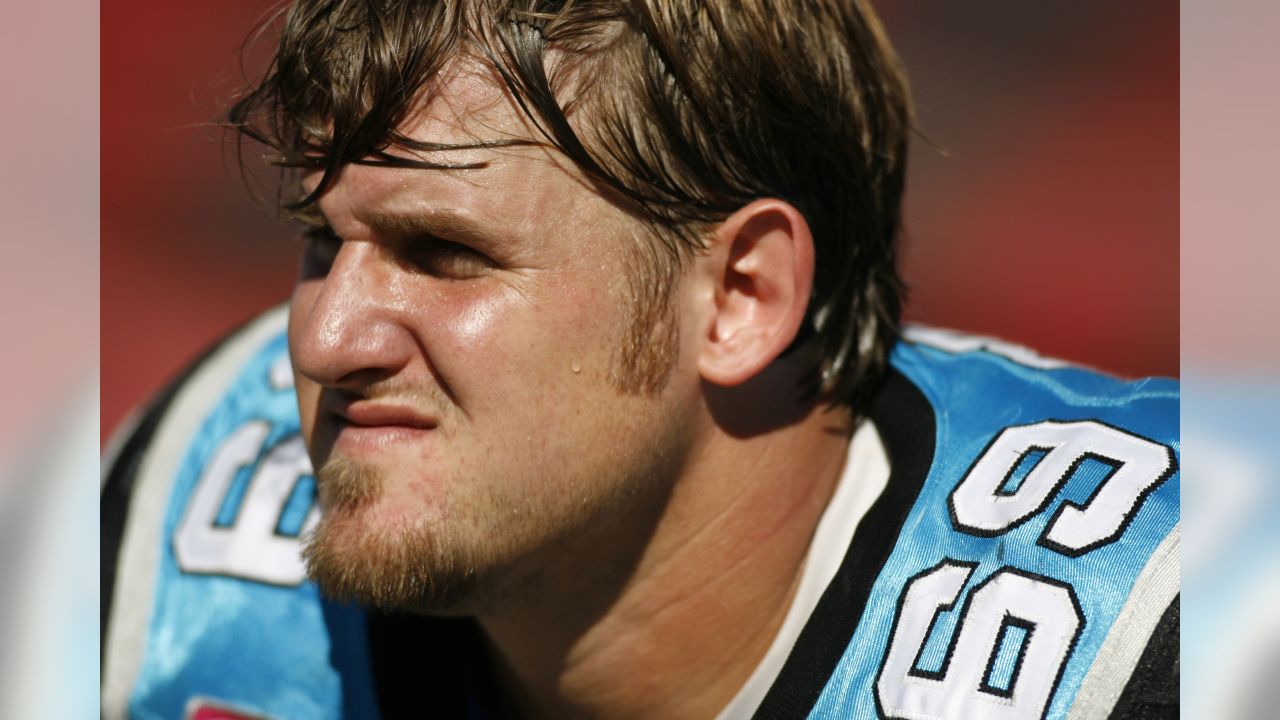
228,0,911,612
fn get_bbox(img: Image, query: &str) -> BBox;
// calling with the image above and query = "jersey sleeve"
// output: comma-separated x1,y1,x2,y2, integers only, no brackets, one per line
756,332,1179,720
101,305,380,720
102,336,219,666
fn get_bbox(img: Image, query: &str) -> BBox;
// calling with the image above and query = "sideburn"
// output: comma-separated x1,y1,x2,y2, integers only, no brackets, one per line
609,234,681,395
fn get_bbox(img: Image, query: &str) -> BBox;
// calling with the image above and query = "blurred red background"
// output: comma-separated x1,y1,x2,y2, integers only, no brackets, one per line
102,1,1177,441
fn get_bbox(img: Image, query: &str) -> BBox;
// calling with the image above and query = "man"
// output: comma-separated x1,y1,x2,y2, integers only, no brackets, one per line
102,1,1178,718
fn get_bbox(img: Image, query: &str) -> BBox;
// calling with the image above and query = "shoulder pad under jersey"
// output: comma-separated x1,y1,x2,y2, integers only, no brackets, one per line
101,305,380,720
755,328,1178,720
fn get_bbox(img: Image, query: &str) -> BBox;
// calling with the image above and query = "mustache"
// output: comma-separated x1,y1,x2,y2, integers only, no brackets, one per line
307,377,455,479
317,376,457,426
332,376,454,406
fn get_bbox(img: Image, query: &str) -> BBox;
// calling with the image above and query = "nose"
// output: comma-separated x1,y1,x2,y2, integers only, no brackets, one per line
289,241,414,389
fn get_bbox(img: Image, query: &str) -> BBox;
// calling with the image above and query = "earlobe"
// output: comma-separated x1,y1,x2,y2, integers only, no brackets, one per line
697,199,815,387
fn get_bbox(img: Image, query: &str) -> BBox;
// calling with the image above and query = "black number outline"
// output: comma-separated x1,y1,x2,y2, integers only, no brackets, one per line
947,419,1177,557
874,560,1085,720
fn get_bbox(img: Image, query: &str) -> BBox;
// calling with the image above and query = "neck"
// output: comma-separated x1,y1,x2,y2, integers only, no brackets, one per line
478,393,853,719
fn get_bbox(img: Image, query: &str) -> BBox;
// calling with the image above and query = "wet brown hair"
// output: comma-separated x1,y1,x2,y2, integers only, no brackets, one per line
228,0,912,411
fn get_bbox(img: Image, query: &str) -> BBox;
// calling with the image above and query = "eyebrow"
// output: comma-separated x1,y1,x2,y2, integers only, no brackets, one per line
293,203,510,251
362,209,507,248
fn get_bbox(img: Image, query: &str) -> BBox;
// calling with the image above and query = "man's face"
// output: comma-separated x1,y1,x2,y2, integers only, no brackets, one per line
289,64,705,612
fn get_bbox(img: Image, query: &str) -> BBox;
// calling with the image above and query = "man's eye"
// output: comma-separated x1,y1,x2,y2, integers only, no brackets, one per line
402,239,496,279
302,226,342,273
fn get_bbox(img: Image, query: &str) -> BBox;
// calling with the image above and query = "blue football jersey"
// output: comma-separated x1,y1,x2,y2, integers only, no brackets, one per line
102,309,1177,719
752,326,1178,720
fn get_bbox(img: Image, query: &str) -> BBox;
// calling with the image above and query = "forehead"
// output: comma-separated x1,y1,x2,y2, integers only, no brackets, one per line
393,58,533,159
307,59,611,237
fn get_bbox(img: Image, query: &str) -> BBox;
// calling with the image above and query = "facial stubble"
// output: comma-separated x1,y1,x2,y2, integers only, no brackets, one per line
302,385,690,617
303,455,483,612
302,256,685,614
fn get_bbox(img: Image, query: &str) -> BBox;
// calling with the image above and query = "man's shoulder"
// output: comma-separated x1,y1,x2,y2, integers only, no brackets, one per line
756,327,1179,719
101,307,500,720
894,325,1178,418
889,324,1179,548
103,305,300,591
101,306,378,720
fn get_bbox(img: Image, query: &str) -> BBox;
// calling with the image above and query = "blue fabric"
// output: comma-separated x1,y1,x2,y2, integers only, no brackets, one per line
123,325,1176,719
988,623,1030,692
808,340,1179,719
129,332,380,720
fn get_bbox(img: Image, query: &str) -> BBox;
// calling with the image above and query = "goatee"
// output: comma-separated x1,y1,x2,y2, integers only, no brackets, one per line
302,456,481,612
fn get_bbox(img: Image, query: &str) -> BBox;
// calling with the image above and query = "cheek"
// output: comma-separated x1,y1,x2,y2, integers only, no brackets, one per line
288,285,323,445
288,280,321,337
432,279,604,354
294,379,319,433
442,289,504,343
425,280,614,397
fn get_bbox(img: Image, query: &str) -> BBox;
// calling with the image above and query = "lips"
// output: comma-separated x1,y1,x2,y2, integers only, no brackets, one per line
336,401,438,429
321,393,439,453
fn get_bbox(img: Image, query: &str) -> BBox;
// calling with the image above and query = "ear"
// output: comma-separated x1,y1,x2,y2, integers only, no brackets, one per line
696,199,815,387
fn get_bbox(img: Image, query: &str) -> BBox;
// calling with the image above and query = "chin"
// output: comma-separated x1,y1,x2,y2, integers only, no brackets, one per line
302,505,489,614
301,437,674,616
303,455,490,613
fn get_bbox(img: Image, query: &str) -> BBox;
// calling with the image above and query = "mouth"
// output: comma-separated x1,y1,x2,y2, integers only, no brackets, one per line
323,396,439,453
